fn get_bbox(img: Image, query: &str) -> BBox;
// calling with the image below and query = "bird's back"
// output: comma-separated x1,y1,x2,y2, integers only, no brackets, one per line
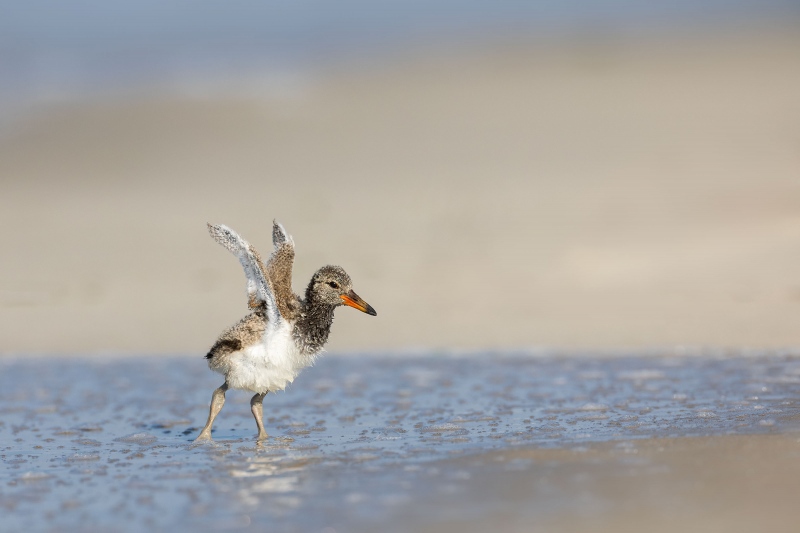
206,311,266,365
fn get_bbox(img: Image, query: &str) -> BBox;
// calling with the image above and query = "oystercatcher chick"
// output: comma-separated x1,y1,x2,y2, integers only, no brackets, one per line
195,220,376,442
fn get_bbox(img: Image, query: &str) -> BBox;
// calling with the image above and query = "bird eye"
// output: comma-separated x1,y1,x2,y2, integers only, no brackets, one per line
328,281,339,289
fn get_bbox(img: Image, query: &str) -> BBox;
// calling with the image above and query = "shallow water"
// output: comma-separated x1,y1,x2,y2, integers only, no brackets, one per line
2,353,800,531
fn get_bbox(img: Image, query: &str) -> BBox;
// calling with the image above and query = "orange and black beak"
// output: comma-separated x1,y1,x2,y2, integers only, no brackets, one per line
340,290,377,316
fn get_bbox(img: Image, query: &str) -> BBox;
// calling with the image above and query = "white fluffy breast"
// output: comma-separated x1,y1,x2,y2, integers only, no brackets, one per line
222,321,314,393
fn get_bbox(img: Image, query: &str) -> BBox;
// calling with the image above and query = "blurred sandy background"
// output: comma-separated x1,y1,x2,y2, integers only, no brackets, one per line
1,3,799,355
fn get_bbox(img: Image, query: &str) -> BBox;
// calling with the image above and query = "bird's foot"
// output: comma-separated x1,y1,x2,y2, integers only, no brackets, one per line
256,431,268,442
193,431,213,443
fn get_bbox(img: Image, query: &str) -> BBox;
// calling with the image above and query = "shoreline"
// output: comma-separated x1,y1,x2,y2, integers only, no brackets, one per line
3,353,800,531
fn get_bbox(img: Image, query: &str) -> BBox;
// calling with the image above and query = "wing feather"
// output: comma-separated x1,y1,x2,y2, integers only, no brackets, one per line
268,220,298,318
207,223,281,325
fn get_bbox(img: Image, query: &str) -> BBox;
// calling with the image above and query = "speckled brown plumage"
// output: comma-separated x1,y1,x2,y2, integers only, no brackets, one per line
206,310,266,365
195,220,376,443
292,265,352,354
266,225,299,321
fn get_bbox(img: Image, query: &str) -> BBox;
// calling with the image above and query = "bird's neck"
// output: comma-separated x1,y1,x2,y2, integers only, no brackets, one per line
294,292,337,354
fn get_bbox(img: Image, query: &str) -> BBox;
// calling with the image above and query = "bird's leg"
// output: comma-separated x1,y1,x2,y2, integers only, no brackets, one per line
195,383,228,442
250,392,268,441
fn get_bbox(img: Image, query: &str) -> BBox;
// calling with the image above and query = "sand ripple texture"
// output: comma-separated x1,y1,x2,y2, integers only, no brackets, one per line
2,353,800,532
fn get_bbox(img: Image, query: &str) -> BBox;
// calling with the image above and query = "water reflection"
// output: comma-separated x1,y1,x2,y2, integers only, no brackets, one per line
227,453,315,511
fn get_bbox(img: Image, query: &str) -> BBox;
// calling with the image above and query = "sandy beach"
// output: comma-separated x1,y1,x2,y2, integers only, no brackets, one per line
1,24,799,355
2,18,800,533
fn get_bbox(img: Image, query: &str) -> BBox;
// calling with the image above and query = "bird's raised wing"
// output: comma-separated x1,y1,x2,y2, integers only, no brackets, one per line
207,223,281,325
267,220,298,318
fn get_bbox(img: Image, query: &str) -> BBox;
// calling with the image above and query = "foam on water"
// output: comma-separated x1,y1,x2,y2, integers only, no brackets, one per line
1,353,800,531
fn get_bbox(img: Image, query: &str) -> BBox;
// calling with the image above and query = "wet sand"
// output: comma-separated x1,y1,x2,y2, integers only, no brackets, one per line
2,353,800,531
1,25,800,355
420,433,800,533
2,23,800,533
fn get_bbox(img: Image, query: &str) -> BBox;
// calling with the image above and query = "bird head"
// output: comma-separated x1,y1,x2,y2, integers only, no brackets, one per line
309,265,377,316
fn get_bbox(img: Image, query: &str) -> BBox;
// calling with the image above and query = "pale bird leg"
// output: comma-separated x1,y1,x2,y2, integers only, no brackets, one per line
195,383,228,441
250,392,268,441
